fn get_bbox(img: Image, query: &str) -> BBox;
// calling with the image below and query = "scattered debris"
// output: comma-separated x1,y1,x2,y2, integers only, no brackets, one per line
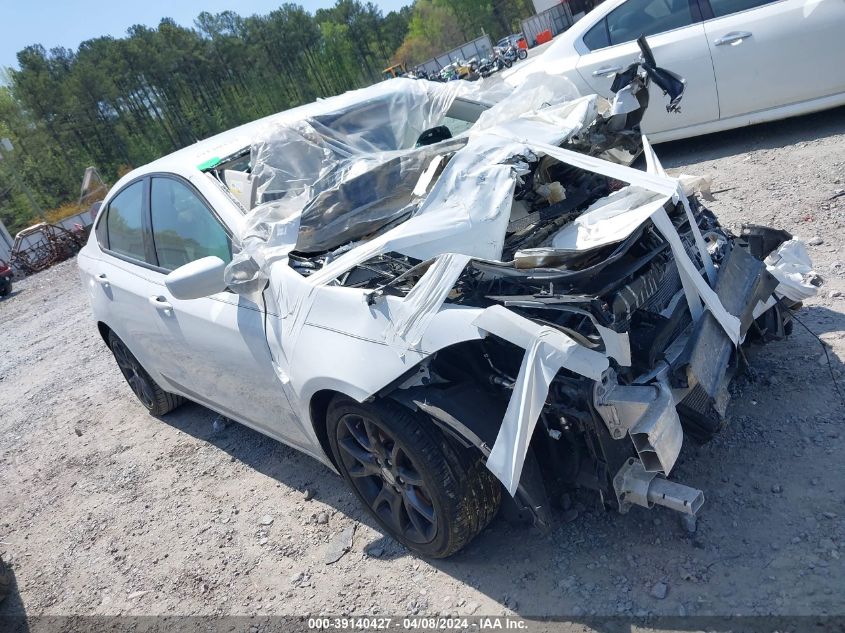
324,526,355,564
259,515,274,526
10,223,86,275
650,581,668,600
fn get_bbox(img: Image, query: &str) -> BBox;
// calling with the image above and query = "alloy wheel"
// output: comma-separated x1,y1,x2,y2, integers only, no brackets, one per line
111,340,156,410
336,413,437,544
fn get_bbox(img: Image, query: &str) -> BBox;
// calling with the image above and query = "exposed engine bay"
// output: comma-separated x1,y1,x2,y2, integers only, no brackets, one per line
210,37,820,528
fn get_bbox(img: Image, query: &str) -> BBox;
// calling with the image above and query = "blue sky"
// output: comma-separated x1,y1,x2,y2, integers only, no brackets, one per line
2,0,409,70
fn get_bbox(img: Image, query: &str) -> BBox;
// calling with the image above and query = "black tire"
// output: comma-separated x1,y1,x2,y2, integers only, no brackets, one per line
503,58,512,69
517,48,528,60
0,558,10,603
327,396,500,558
0,277,10,297
108,331,184,416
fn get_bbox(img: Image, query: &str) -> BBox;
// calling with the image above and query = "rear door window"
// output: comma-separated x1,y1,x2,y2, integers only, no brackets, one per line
583,19,611,50
605,0,695,45
707,0,777,17
104,180,147,262
150,177,231,271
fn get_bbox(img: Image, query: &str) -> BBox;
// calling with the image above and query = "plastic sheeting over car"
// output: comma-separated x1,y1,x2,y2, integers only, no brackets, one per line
224,77,590,296
221,75,815,497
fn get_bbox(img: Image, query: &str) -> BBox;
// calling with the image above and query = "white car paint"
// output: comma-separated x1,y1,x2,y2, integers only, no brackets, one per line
505,0,845,142
78,73,803,496
75,83,615,479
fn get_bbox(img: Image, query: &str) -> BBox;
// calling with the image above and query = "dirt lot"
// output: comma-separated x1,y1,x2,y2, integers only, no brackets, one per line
1,106,844,623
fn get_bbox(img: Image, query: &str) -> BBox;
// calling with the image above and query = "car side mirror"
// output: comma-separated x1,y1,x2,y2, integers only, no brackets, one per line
165,256,228,300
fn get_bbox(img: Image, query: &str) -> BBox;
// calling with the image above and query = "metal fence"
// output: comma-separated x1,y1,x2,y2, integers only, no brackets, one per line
521,3,576,47
415,35,494,76
0,219,12,262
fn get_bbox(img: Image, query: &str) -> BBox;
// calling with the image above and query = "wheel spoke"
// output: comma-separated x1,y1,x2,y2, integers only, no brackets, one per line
403,493,433,540
363,420,387,459
347,456,381,479
344,416,370,450
138,376,154,405
348,461,381,478
388,488,405,528
127,374,142,396
338,435,374,465
113,345,131,371
397,465,424,487
404,487,436,524
130,374,153,407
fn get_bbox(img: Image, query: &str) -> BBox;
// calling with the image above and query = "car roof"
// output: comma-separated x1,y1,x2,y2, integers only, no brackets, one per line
139,79,449,175
106,79,494,197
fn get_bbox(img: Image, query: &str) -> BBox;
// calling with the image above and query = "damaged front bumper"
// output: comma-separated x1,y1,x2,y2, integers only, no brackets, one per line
585,227,809,519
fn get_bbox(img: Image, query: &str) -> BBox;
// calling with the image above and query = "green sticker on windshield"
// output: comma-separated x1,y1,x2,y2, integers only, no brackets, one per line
197,157,221,171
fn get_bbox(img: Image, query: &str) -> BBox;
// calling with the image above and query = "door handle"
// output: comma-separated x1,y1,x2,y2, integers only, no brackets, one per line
149,295,173,311
95,273,109,287
592,65,622,77
714,31,752,46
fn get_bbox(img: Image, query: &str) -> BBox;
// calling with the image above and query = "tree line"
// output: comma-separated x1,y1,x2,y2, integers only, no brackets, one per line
0,0,534,234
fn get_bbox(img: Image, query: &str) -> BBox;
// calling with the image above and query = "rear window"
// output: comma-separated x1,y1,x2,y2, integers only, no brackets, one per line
105,181,147,261
708,0,776,17
608,0,694,44
583,20,610,50
584,0,696,48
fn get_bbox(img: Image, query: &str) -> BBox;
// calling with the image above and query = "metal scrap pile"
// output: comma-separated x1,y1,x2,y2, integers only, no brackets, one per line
10,222,86,275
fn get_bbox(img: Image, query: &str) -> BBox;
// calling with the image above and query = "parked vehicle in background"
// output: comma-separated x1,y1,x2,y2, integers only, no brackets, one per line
497,33,528,49
382,63,407,80
0,259,12,297
478,50,512,78
439,63,460,81
505,0,845,142
500,44,529,65
438,60,478,81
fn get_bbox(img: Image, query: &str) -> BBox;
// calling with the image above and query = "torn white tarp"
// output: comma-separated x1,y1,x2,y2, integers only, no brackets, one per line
641,135,716,285
765,239,820,302
385,253,472,349
551,186,668,251
474,305,609,495
511,137,738,342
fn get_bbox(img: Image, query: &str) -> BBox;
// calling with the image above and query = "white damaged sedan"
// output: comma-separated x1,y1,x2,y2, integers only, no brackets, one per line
79,41,818,557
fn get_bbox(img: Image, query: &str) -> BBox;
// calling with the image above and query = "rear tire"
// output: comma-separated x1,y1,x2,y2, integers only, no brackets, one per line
517,48,528,60
108,331,184,416
327,396,500,558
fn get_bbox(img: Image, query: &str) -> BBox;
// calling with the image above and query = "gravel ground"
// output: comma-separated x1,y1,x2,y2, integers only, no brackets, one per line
1,106,844,624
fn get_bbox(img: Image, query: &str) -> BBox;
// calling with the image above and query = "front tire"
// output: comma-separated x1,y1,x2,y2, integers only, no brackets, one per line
108,331,184,416
327,396,500,558
517,48,528,60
